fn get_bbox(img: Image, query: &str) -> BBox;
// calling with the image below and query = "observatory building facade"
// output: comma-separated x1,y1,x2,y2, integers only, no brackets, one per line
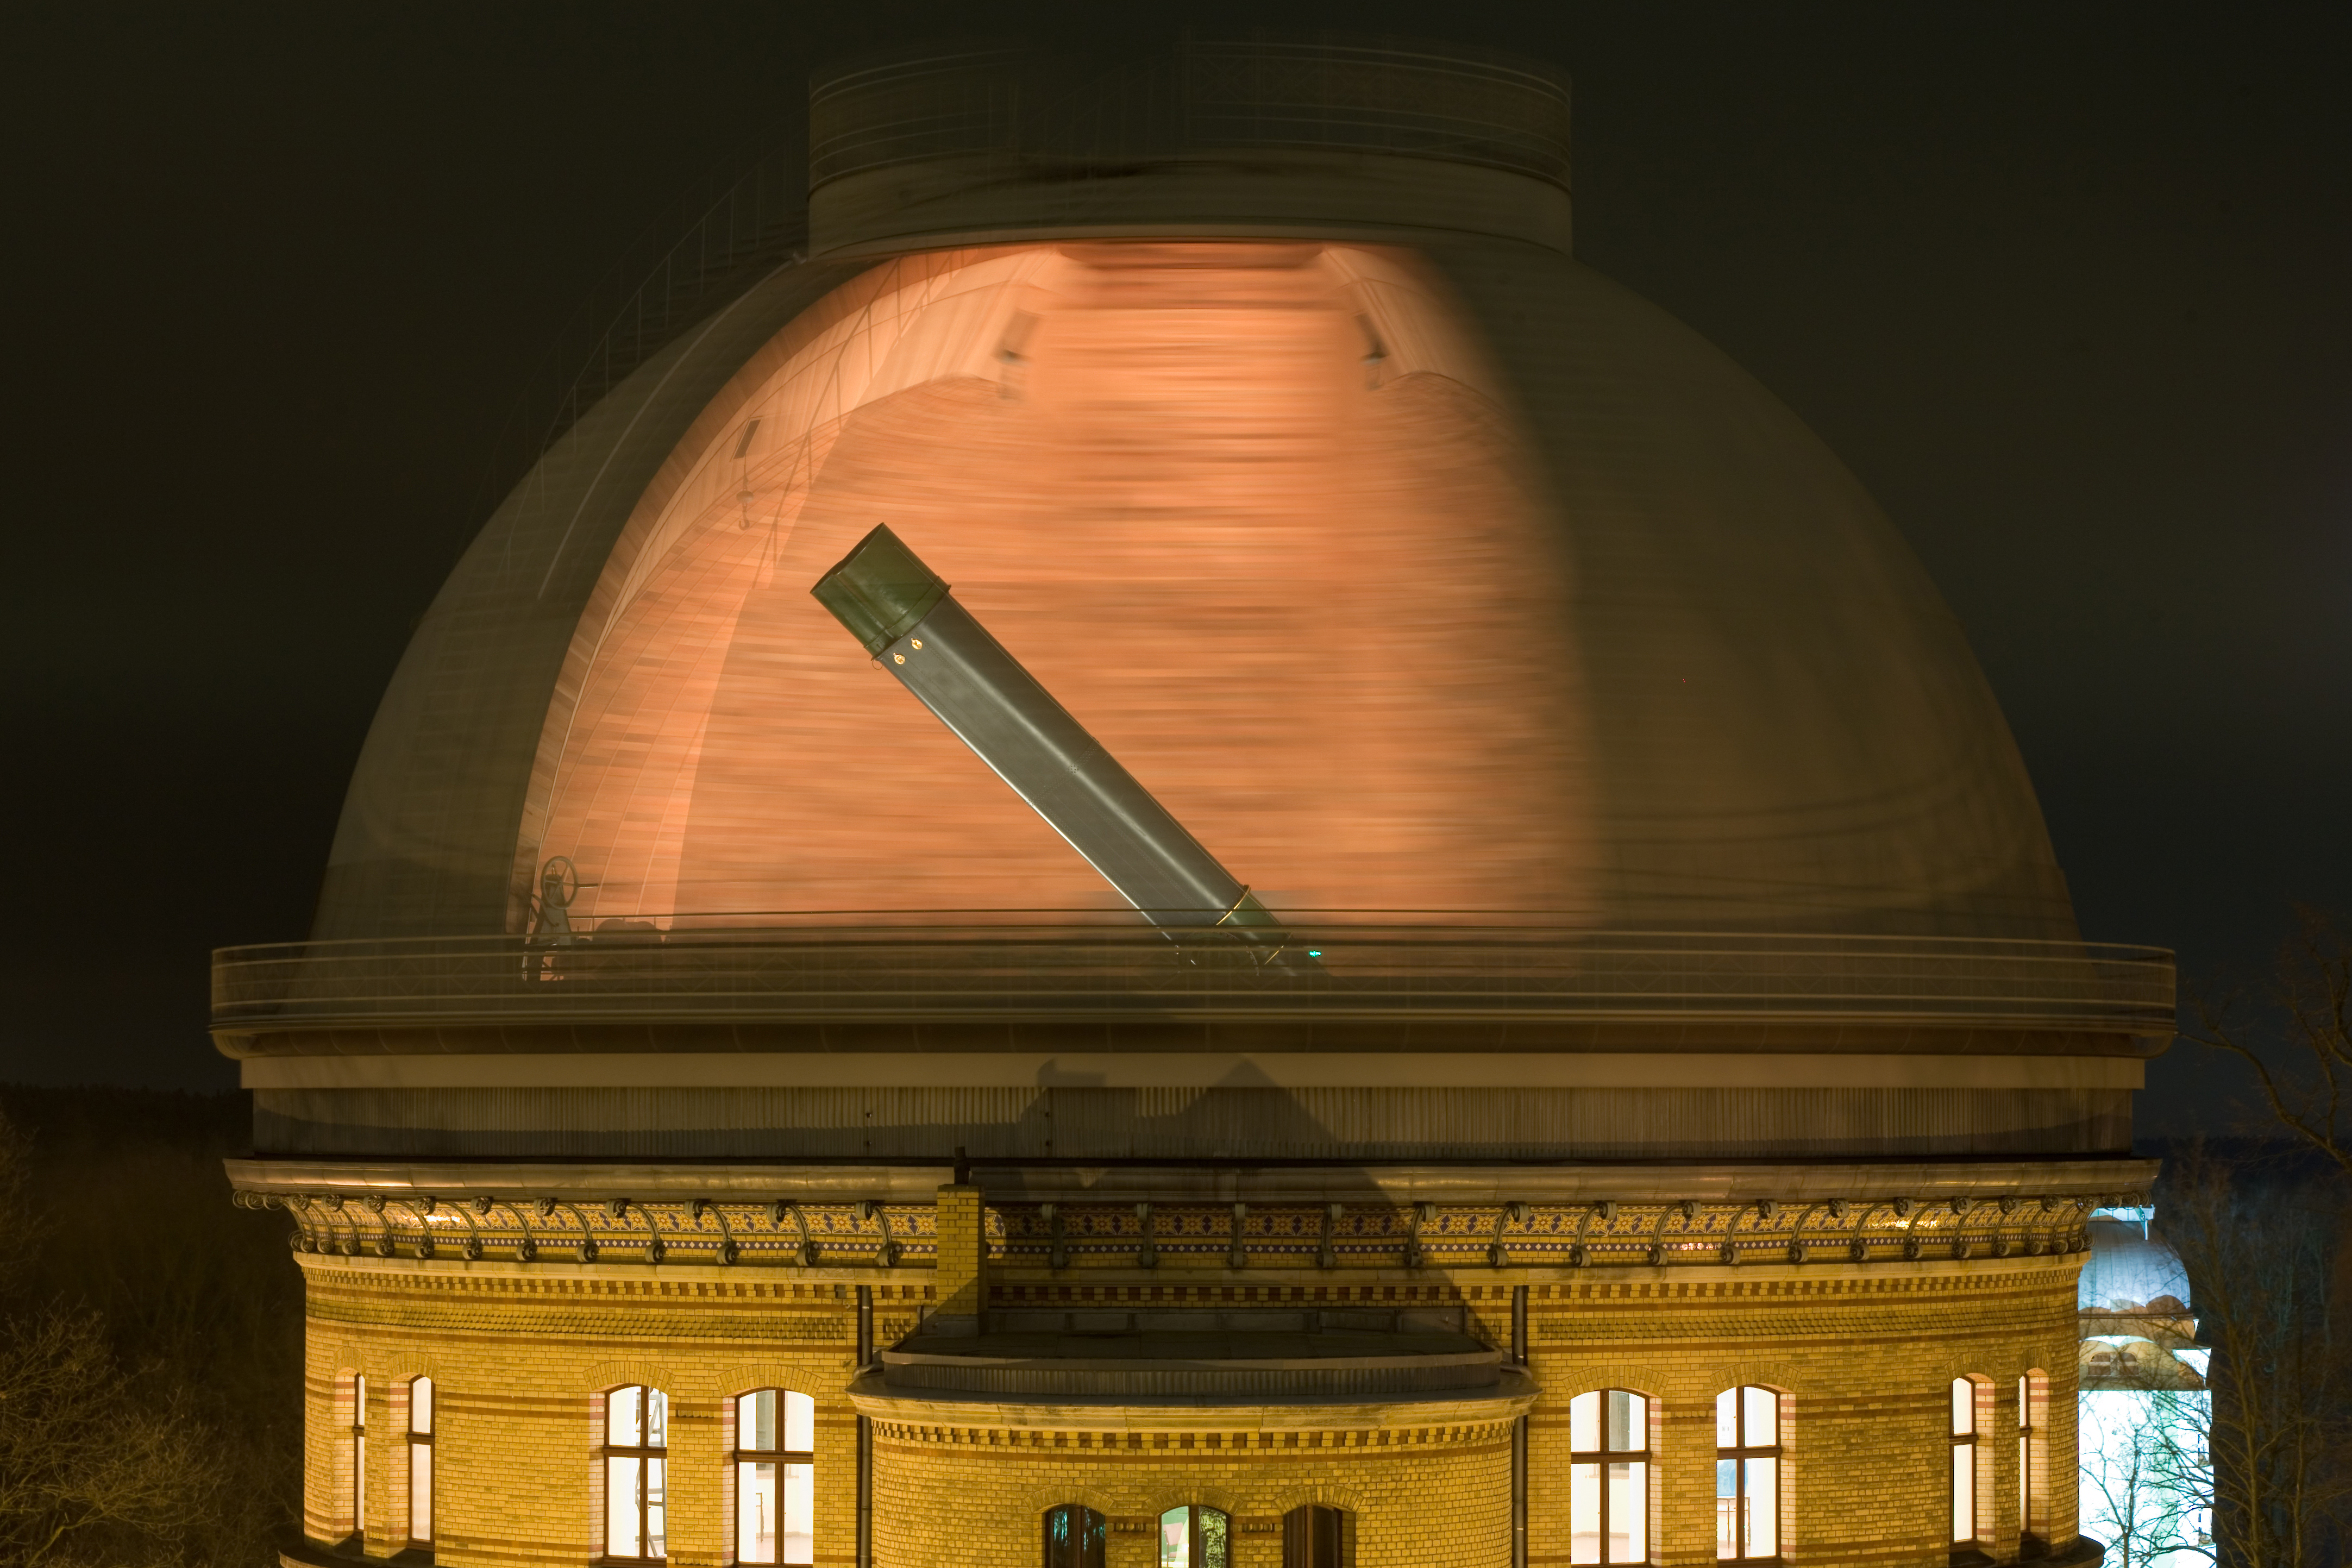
223,42,2168,1568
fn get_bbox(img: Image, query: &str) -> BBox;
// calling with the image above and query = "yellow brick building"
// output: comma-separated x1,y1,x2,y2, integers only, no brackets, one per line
222,40,2165,1568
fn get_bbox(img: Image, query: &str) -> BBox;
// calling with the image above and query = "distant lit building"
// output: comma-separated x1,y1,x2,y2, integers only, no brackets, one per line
224,41,2171,1568
2077,1208,2210,1565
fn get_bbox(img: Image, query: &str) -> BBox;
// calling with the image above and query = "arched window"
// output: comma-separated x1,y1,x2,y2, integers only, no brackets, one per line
735,1389,814,1565
1569,1388,1650,1564
2017,1370,2049,1553
1715,1386,1779,1562
349,1373,367,1543
1950,1377,1991,1549
1283,1504,1350,1567
605,1384,669,1563
1042,1504,1106,1568
407,1375,434,1551
1158,1504,1230,1568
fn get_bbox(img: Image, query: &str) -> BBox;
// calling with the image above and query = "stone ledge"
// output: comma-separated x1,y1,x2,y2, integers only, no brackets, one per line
847,1366,1541,1432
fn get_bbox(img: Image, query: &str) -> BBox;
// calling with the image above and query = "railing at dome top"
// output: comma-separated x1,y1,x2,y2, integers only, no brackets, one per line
211,917,2175,1034
467,35,1568,541
809,38,1573,192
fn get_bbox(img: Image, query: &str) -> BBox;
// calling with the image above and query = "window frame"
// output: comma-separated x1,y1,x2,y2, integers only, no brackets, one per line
406,1375,434,1552
1715,1385,1782,1564
1157,1502,1232,1568
732,1388,815,1566
2017,1370,2049,1557
1042,1503,1107,1568
349,1372,367,1545
604,1384,670,1565
1567,1388,1653,1565
1282,1503,1351,1568
1950,1376,1992,1553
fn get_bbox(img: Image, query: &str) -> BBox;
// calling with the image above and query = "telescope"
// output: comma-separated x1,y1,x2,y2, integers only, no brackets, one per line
811,525,1311,970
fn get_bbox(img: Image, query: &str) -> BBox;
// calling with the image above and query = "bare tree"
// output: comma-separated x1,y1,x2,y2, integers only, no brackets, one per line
2154,1145,2352,1567
0,1095,299,1566
2186,910,2352,1176
0,1309,212,1566
2082,1387,2212,1568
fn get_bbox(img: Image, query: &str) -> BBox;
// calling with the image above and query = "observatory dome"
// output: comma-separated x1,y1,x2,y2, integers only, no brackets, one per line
313,42,2075,946
233,60,2156,1567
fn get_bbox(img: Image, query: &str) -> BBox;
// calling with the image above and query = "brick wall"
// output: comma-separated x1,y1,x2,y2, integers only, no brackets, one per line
303,1263,910,1566
872,1423,1513,1568
294,1249,2082,1567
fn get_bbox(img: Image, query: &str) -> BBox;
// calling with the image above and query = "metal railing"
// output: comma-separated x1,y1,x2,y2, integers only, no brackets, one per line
811,39,1572,191
212,919,2173,1034
460,142,810,545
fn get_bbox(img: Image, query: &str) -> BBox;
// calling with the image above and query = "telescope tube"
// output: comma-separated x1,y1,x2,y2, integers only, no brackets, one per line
811,525,1303,962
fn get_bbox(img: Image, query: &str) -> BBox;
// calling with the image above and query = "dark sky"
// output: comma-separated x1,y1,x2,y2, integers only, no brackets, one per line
4,4,2346,1136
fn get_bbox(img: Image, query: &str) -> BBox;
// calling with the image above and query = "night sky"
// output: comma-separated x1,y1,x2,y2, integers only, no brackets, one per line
4,5,2346,1137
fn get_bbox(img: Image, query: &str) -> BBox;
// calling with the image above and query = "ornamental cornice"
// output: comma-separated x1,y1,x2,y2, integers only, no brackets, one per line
242,1187,2132,1272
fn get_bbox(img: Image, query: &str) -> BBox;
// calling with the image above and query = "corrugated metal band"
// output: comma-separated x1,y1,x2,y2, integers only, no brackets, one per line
249,1085,2131,1160
212,924,2176,1034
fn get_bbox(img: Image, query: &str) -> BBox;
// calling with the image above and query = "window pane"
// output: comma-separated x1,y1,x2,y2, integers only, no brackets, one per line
1606,1389,1637,1452
1609,1461,1645,1563
1952,1441,1975,1541
1622,1393,1647,1453
1161,1504,1191,1568
410,1376,433,1435
1570,1390,1600,1452
355,1374,367,1428
609,1386,643,1448
1745,1456,1777,1558
738,1460,776,1564
644,1455,667,1558
354,1433,366,1529
409,1441,432,1541
606,1456,642,1558
1200,1507,1228,1568
1951,1377,1973,1437
1570,1462,1600,1564
645,1388,668,1451
2017,1375,2029,1426
783,1390,816,1453
1715,1460,1738,1559
742,1390,776,1453
1742,1387,1776,1450
782,1462,813,1566
1715,1389,1738,1448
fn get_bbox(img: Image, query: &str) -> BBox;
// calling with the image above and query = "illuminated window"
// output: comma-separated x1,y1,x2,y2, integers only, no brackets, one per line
1158,1504,1230,1568
1570,1388,1650,1563
2017,1371,2049,1554
407,1376,434,1551
1715,1387,1779,1562
1043,1504,1106,1568
1283,1504,1350,1567
349,1373,367,1542
606,1385,669,1563
1950,1377,1989,1548
734,1390,814,1565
